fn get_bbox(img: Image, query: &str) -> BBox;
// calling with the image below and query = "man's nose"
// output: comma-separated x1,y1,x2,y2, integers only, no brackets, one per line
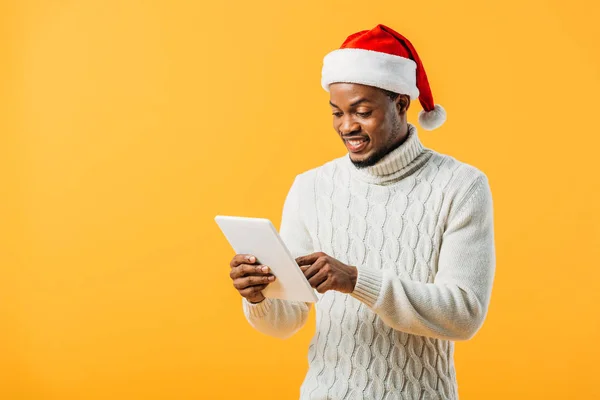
339,116,360,135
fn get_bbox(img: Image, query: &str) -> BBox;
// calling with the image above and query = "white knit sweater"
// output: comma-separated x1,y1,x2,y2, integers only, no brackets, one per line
242,122,496,400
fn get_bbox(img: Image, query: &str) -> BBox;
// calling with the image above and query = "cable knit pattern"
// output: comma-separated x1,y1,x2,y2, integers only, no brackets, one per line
242,123,496,400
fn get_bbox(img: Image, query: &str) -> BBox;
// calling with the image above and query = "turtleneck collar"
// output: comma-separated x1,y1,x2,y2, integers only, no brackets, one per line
345,122,431,185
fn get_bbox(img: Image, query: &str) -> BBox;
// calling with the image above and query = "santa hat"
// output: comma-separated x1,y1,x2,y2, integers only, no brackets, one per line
321,24,446,131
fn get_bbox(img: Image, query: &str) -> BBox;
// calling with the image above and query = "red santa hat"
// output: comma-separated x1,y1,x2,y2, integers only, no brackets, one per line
321,24,446,131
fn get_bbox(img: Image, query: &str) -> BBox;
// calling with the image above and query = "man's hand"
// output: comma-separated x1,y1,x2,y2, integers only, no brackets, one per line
296,252,357,294
229,254,276,304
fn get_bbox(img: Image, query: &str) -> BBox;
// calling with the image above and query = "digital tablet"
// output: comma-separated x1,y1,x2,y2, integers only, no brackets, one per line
215,215,318,303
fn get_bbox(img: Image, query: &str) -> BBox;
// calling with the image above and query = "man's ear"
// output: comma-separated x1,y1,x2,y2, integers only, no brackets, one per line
395,94,411,115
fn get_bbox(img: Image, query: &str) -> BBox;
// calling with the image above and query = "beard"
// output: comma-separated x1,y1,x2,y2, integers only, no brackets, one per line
351,118,406,169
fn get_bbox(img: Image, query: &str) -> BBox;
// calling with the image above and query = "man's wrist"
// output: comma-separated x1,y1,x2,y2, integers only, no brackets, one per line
248,297,265,304
349,266,383,308
243,296,272,318
350,265,358,292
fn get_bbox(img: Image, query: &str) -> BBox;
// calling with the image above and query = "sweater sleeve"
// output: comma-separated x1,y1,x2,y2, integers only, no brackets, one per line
242,175,313,339
350,174,496,341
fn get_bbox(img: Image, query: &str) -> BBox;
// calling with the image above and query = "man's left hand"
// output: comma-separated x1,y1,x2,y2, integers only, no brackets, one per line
296,252,358,294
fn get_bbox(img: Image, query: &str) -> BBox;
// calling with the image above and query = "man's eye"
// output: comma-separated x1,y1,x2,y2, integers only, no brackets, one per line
357,111,372,118
332,112,343,117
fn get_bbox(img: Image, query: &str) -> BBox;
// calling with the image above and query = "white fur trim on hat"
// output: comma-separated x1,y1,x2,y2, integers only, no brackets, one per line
418,104,446,131
321,48,420,100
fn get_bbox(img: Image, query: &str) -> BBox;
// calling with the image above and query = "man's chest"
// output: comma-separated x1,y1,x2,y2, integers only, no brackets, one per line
306,166,451,283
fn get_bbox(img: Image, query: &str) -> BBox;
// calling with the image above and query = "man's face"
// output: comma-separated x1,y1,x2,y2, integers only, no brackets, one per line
329,83,409,169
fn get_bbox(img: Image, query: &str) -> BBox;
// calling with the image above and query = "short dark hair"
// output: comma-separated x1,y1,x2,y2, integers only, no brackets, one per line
380,88,400,101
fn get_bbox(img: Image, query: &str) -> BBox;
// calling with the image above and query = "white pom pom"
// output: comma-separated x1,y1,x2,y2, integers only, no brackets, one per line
418,104,446,131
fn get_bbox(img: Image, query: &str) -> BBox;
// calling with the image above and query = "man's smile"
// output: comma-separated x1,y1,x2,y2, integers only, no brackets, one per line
343,136,370,153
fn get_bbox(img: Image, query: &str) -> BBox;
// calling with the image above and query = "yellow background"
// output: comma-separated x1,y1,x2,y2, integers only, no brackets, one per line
1,0,599,399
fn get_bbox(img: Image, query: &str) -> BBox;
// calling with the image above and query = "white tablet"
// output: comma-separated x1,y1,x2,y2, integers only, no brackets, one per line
215,215,318,303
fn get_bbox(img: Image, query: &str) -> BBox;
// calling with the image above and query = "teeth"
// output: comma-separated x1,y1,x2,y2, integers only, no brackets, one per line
349,140,363,146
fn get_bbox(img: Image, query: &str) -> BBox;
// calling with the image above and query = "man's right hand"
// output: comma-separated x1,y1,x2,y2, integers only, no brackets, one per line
229,254,276,304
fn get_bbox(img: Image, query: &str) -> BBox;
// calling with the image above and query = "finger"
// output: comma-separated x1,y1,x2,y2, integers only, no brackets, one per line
230,254,257,268
315,278,331,294
296,252,324,266
303,258,325,280
308,267,328,288
230,264,272,280
240,284,268,298
234,274,276,290
299,265,310,273
230,264,256,279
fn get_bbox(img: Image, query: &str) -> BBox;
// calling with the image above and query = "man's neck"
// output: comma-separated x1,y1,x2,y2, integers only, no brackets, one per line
346,122,428,185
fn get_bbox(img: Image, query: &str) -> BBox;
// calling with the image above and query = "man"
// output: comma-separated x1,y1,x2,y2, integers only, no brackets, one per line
228,24,495,400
